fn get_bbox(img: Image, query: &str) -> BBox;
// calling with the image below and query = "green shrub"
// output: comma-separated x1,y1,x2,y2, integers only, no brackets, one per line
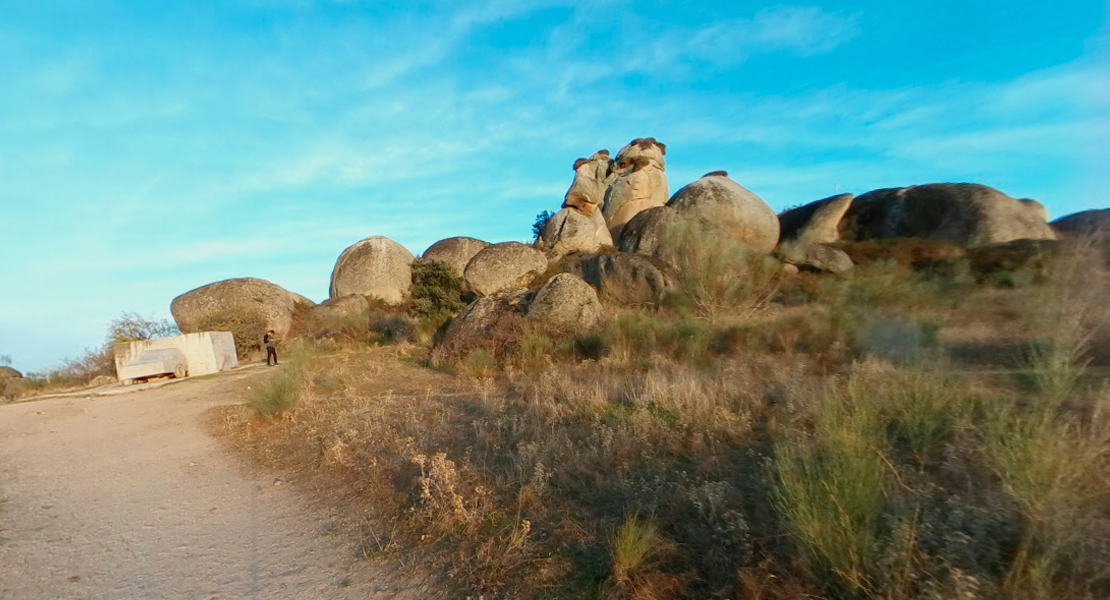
409,258,466,323
776,381,890,595
611,515,664,582
532,210,555,239
461,348,497,378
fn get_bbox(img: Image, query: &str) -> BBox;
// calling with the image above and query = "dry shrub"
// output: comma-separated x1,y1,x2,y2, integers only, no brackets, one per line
293,308,369,345
660,214,783,317
837,238,967,271
194,309,269,359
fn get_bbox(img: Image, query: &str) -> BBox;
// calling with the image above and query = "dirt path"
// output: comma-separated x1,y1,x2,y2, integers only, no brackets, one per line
0,370,428,599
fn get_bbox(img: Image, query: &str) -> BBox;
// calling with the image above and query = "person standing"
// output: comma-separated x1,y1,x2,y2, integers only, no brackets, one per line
264,330,278,366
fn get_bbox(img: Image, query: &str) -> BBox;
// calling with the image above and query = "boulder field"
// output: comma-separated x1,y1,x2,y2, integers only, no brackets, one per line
166,136,1101,360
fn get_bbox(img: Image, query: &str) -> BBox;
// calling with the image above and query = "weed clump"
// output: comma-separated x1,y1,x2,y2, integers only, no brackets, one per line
248,342,316,417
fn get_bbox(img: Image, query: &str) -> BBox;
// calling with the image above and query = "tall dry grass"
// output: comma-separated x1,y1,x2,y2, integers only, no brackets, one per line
222,238,1110,599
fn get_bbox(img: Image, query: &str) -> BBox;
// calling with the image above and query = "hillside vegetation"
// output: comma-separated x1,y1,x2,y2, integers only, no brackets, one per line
223,235,1110,600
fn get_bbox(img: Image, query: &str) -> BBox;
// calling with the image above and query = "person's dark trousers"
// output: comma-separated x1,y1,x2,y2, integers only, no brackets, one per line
266,347,278,366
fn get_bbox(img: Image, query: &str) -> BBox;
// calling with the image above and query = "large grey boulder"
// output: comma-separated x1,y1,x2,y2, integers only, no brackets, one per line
422,237,492,277
778,193,854,245
603,138,669,239
1052,209,1110,238
525,273,603,329
171,277,299,339
537,207,614,257
667,172,780,254
839,183,1056,247
430,288,530,366
571,252,674,306
564,151,615,217
464,242,548,296
330,236,415,304
615,206,679,262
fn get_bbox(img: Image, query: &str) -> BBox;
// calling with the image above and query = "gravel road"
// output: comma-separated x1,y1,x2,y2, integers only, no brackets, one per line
0,370,429,599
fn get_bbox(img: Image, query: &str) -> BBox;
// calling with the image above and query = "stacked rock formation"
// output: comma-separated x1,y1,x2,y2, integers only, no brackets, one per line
537,151,616,257
164,137,1089,367
603,138,669,239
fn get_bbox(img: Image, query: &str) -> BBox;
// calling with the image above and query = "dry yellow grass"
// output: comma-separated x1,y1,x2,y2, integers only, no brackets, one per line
219,243,1110,600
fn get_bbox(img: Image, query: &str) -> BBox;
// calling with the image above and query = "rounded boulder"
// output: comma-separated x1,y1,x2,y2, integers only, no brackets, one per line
778,193,854,245
1052,209,1110,238
525,273,603,329
840,184,1056,247
422,237,492,277
464,242,548,296
537,207,614,257
171,277,299,339
570,252,674,305
430,288,530,366
616,206,679,261
667,172,779,254
330,236,415,304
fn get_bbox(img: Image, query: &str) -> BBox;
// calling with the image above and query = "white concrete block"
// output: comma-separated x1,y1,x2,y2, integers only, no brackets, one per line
113,332,239,381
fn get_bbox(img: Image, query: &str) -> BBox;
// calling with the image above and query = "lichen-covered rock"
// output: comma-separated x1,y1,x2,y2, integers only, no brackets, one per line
613,137,666,170
330,236,415,304
288,292,317,310
464,242,548,296
667,172,779,254
570,252,674,305
1052,209,1110,238
525,274,603,329
537,207,614,257
564,151,615,217
307,295,370,332
171,277,298,339
615,206,679,261
430,288,530,366
422,237,492,277
839,183,1056,247
603,138,669,239
778,193,854,245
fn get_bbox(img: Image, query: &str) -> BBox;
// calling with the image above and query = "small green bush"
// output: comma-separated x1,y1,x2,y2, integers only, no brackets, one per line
409,258,466,323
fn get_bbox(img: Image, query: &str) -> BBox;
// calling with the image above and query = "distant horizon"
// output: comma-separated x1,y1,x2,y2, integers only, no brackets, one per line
2,0,1107,372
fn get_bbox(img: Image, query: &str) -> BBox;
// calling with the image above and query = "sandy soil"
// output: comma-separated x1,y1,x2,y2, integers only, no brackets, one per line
0,369,430,599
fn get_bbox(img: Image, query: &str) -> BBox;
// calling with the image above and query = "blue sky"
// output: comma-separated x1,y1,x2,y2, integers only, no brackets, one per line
1,0,1107,372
